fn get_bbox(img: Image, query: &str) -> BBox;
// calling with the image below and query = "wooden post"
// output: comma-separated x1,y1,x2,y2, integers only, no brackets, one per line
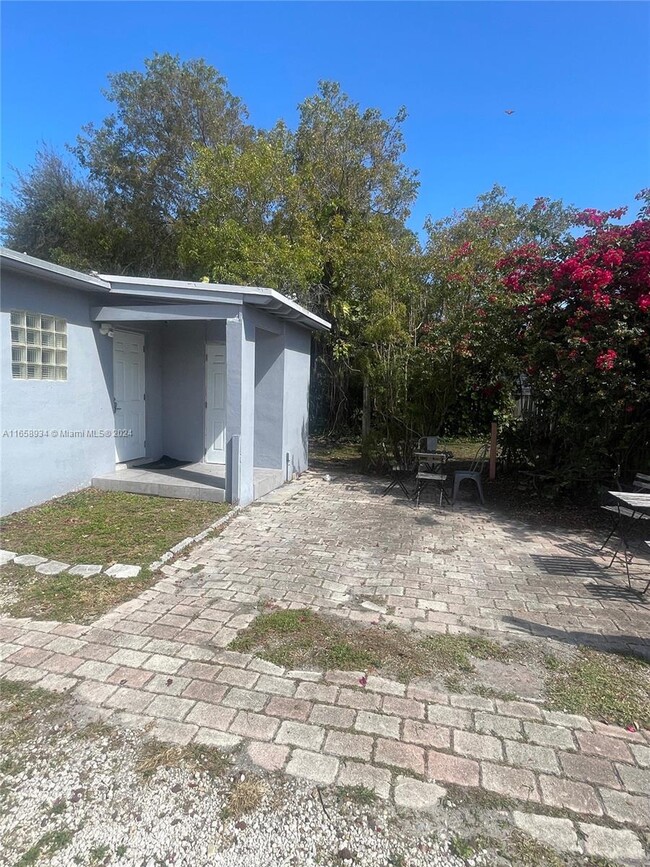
360,377,371,472
489,421,497,481
362,378,370,442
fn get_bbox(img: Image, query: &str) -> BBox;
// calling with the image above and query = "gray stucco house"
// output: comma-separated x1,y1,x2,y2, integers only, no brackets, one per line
0,248,330,516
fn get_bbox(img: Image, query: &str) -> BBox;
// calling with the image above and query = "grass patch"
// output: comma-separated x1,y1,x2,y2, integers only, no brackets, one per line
88,844,111,864
498,831,567,867
546,647,650,728
440,437,486,462
0,680,66,761
226,779,265,817
16,829,74,866
0,487,229,566
449,835,481,859
229,608,509,681
0,678,63,726
309,437,363,473
426,634,509,671
136,740,230,780
1,562,154,624
336,785,377,806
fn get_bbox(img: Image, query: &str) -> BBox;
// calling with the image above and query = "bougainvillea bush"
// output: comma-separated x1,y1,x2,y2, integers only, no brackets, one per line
497,191,650,495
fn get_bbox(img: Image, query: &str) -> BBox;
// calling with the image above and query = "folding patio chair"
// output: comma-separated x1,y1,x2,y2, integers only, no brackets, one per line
381,440,415,499
414,451,449,507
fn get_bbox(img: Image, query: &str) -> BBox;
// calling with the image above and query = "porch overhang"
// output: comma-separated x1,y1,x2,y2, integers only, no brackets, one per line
90,303,240,322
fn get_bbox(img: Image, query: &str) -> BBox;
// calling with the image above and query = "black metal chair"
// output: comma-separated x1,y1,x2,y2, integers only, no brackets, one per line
381,440,415,499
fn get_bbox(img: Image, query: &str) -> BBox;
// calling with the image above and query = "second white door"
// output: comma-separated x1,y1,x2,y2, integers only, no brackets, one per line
113,330,146,462
205,343,226,463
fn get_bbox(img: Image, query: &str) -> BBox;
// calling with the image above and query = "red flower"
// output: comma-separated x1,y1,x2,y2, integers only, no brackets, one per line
595,349,617,371
639,294,650,311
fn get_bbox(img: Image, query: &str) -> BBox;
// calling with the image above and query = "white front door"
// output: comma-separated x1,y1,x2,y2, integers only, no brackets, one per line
205,342,226,464
113,330,146,462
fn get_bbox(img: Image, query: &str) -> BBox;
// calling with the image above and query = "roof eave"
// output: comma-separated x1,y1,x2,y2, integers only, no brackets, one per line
100,274,331,332
1,248,112,293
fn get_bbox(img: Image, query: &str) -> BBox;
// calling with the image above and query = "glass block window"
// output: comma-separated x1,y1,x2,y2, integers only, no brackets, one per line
10,311,67,380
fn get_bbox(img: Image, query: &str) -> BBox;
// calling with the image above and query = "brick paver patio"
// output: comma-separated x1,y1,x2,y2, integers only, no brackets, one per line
1,472,648,852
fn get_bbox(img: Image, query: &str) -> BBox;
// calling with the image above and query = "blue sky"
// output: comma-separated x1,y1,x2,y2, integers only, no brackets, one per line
2,1,649,235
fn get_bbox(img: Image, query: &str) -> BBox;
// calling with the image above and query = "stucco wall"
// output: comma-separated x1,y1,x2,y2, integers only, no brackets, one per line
161,322,206,461
254,328,284,470
282,322,312,477
0,267,317,514
0,271,115,515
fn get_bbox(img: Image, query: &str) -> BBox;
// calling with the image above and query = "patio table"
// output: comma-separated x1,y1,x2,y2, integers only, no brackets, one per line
605,491,650,593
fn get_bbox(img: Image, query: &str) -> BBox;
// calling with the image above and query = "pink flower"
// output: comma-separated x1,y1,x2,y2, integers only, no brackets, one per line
576,208,606,228
639,294,650,311
602,248,624,268
595,349,617,371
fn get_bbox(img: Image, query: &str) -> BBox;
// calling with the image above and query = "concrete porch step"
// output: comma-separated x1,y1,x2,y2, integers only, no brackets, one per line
92,474,227,502
92,462,226,503
92,462,284,503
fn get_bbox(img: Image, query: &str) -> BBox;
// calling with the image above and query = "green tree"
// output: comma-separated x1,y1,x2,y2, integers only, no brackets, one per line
181,81,421,440
419,186,577,435
292,82,419,434
2,148,120,271
180,123,321,291
3,54,253,277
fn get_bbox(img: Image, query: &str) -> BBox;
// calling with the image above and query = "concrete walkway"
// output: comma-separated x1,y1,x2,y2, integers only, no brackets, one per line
1,472,648,859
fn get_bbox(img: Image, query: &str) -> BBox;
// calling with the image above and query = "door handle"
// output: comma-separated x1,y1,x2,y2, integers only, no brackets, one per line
113,397,119,413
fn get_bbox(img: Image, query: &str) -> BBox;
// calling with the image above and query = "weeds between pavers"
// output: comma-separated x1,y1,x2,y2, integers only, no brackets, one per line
230,608,510,681
231,609,650,725
0,487,229,566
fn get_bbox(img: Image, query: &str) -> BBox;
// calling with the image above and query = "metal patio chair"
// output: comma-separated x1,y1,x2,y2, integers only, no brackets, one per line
452,443,489,505
381,440,416,499
414,450,449,507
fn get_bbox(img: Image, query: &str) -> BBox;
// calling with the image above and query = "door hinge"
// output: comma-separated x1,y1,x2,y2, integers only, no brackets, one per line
143,393,146,401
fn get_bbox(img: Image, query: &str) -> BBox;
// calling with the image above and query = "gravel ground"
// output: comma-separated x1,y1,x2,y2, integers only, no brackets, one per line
1,699,481,867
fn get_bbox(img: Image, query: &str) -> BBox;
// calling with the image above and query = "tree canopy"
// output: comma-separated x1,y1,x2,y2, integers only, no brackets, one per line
3,54,647,493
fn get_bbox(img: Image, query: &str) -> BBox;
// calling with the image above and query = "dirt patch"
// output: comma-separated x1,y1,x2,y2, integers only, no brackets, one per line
461,658,547,701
